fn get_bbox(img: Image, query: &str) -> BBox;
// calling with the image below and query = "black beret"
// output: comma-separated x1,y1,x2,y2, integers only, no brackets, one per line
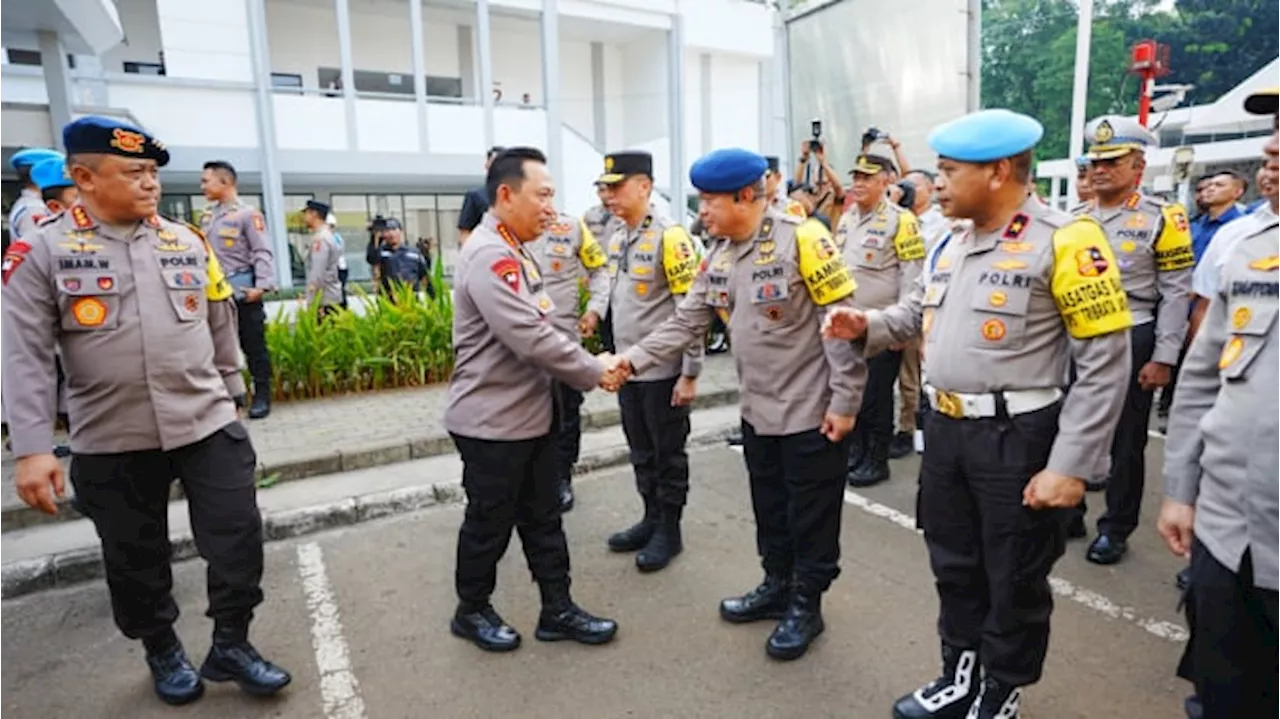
63,116,170,167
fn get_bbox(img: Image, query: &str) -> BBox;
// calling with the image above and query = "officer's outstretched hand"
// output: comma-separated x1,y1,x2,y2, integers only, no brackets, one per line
821,413,855,443
15,453,65,516
1022,469,1085,510
598,354,631,392
1156,499,1195,558
821,307,868,340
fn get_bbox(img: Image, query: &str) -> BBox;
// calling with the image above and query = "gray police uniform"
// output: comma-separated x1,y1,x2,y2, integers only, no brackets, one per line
529,214,610,487
583,204,620,245
1077,190,1193,545
7,187,48,242
605,206,703,511
624,209,866,595
202,199,276,399
1164,218,1278,717
305,226,343,311
868,196,1132,690
1,205,265,641
445,211,605,610
835,197,924,481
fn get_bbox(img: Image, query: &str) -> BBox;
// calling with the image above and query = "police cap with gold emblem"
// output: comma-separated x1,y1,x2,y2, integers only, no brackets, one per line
31,156,74,190
849,153,896,176
928,109,1044,163
689,148,769,194
1244,87,1278,116
1084,114,1157,160
597,151,653,184
305,199,331,216
63,116,170,167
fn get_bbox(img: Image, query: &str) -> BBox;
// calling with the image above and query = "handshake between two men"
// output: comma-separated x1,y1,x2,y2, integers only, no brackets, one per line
591,353,699,409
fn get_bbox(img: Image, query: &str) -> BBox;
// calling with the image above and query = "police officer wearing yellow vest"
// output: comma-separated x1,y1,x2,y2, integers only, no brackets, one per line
1,117,290,706
825,110,1132,719
598,150,704,573
529,212,610,511
1076,114,1194,566
445,147,618,653
836,153,925,486
1159,87,1279,719
607,147,865,660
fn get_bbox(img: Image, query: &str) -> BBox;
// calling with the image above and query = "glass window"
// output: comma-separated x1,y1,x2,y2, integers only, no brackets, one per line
283,194,316,284
436,194,465,277
404,195,438,270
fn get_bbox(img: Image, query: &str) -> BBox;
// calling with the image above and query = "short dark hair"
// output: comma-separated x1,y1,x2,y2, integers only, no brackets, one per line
202,160,238,183
486,146,505,160
16,166,33,186
1194,174,1214,186
905,169,936,185
41,186,75,205
1214,169,1248,193
486,147,546,205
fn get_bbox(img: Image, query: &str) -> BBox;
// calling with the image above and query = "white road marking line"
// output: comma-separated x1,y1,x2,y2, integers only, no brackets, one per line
297,542,368,719
725,443,1188,643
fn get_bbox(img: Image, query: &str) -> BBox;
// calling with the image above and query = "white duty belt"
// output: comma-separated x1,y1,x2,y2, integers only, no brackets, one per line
924,385,1063,420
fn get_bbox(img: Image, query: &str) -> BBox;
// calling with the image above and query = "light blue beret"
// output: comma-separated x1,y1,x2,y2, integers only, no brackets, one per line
928,110,1044,163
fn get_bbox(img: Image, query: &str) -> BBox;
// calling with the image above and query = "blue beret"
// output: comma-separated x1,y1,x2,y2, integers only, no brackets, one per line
1074,156,1090,168
10,148,63,171
690,148,769,193
928,109,1044,163
31,157,74,191
62,116,170,167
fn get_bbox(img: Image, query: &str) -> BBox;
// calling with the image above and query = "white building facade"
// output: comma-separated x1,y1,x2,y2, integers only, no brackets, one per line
1,0,781,286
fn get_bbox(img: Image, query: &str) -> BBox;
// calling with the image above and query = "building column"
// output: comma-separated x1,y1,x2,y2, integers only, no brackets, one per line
335,0,358,150
37,31,74,150
541,0,563,207
699,53,712,156
409,0,428,153
476,0,496,151
246,0,292,289
666,14,686,221
458,26,476,99
773,5,791,169
590,41,606,149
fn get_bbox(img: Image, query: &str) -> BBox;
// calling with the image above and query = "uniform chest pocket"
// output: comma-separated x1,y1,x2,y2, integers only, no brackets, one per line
627,248,658,281
543,241,575,276
163,268,207,322
1218,303,1277,381
56,272,120,332
217,227,240,239
968,287,1032,350
854,239,897,271
750,270,801,332
922,281,949,308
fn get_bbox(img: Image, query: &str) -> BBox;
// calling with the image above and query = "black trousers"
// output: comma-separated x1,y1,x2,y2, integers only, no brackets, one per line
452,432,570,609
851,349,902,463
919,403,1068,686
1187,540,1278,719
69,423,264,641
235,298,272,391
741,422,849,592
618,377,691,507
553,382,584,484
1097,320,1156,540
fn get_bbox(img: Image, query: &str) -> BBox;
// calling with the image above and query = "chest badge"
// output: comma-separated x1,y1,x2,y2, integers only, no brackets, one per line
1120,240,1137,253
97,276,114,291
1232,306,1252,330
1218,336,1244,369
72,297,108,327
980,318,1006,342
1249,255,1280,272
989,290,1007,307
992,259,1027,271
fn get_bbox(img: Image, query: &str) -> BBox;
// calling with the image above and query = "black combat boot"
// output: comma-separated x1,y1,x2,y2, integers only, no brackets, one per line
765,590,824,661
888,431,914,459
248,382,271,419
144,630,204,706
892,643,980,719
636,504,683,572
534,581,618,645
450,603,522,652
965,676,1022,718
719,574,791,623
846,433,865,478
848,438,891,487
607,494,657,552
200,623,291,697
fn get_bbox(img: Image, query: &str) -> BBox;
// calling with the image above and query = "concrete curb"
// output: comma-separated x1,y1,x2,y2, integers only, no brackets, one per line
0,389,740,534
1,424,738,600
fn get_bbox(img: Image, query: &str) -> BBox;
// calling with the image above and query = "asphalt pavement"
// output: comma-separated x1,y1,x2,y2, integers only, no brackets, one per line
1,442,1190,719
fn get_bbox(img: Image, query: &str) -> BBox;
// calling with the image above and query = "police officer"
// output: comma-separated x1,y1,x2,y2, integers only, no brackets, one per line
1159,87,1278,719
1072,156,1095,209
835,154,925,486
608,147,865,660
366,217,433,297
7,147,63,242
529,212,609,511
1077,114,1194,565
1,116,289,706
31,156,80,213
825,109,1132,719
200,160,277,419
446,146,617,653
301,199,343,318
598,150,703,572
583,182,619,240
764,156,807,218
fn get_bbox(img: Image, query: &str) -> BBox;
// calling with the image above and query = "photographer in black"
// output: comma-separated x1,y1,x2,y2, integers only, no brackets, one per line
366,217,434,298
792,119,844,226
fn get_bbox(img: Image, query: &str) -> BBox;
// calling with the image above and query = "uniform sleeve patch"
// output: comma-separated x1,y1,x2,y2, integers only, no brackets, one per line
1155,205,1195,272
1051,220,1133,339
893,214,926,262
1,241,33,285
796,219,856,306
662,226,698,294
252,212,266,232
491,257,521,292
578,220,607,270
